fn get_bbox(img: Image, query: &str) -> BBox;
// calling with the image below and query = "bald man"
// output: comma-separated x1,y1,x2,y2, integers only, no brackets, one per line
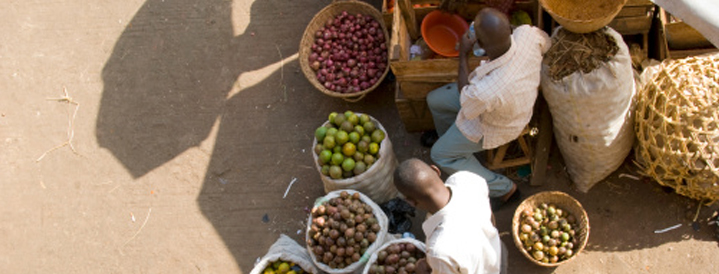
421,8,550,210
394,158,507,274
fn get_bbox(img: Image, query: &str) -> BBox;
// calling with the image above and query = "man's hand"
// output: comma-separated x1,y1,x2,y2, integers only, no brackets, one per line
415,258,432,274
459,29,476,55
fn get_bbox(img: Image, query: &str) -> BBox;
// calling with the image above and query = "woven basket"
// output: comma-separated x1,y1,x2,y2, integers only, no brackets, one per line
511,191,590,267
299,0,390,102
540,0,626,33
635,53,719,202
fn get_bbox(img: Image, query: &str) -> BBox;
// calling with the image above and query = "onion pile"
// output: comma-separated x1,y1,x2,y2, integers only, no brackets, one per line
308,11,388,94
518,203,579,264
368,242,425,274
308,191,381,269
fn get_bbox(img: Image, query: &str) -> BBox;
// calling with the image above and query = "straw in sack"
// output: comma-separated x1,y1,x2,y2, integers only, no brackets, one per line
306,189,390,274
511,191,589,267
299,1,391,102
251,234,320,274
312,113,399,204
634,53,719,202
361,238,427,274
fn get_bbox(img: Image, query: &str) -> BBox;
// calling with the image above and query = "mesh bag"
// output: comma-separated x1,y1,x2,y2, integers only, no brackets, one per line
635,53,719,202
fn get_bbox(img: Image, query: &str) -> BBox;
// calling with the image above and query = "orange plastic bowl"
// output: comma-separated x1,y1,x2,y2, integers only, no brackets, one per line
421,10,469,57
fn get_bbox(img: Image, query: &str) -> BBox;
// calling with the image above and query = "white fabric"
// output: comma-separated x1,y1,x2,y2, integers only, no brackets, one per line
456,25,550,149
421,171,502,274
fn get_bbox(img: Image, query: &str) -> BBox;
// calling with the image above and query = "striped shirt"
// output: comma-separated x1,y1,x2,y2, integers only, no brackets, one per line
456,25,550,149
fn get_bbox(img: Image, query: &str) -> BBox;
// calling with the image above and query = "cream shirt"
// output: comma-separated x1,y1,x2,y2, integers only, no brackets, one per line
456,25,551,149
422,171,502,274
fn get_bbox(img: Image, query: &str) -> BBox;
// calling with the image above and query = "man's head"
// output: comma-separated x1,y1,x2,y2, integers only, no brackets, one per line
394,158,448,213
473,8,512,59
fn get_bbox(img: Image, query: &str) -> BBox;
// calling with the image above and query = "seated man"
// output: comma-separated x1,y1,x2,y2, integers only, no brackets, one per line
394,158,507,274
422,8,550,209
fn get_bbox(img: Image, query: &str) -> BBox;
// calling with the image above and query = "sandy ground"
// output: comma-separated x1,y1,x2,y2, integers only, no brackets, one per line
1,0,717,273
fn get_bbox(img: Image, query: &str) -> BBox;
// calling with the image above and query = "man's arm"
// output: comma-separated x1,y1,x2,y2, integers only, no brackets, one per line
457,30,475,93
415,258,432,274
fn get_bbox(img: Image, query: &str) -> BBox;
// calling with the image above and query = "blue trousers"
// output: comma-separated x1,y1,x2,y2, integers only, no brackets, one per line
427,83,514,198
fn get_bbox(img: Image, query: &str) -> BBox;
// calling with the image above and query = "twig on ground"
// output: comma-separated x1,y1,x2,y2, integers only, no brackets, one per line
36,86,81,162
120,208,152,254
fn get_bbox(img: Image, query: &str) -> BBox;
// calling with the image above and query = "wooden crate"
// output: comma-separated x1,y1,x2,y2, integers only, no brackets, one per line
381,0,439,28
656,7,718,60
395,81,435,132
607,0,655,65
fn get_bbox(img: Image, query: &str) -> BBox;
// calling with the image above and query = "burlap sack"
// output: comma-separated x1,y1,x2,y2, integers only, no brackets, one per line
540,27,636,192
251,234,320,274
312,113,399,204
306,190,391,274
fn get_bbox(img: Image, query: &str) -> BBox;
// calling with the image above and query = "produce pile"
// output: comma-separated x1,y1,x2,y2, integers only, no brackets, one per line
314,111,386,180
367,242,426,274
543,28,619,81
308,11,388,94
517,203,580,264
308,191,381,269
261,260,311,274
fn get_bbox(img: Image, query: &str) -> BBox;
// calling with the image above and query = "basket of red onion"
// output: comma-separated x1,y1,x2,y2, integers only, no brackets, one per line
300,0,390,102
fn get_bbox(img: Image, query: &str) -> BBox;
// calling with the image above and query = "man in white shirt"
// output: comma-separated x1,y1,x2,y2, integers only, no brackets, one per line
394,158,507,274
421,8,550,210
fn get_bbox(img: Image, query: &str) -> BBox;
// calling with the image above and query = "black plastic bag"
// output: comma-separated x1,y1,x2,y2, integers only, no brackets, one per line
380,198,416,234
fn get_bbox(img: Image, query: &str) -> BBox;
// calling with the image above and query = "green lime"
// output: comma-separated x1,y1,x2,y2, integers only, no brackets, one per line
278,262,290,274
341,121,354,132
329,165,343,179
331,152,344,165
368,142,379,155
323,136,336,150
371,129,385,143
342,158,356,172
359,114,370,125
321,165,330,176
342,142,356,157
333,114,346,127
353,161,367,175
363,121,376,133
344,110,354,118
353,151,364,162
347,113,359,126
328,112,338,124
364,154,376,165
315,126,328,141
357,140,369,153
326,127,338,138
354,125,365,137
319,150,332,164
333,146,342,154
314,144,323,155
335,131,349,145
361,135,371,143
348,132,360,144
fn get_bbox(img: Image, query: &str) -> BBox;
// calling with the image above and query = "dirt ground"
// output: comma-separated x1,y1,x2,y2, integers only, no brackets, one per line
1,0,717,273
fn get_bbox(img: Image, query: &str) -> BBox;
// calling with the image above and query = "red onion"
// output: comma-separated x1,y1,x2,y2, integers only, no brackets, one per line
347,59,357,68
326,18,333,28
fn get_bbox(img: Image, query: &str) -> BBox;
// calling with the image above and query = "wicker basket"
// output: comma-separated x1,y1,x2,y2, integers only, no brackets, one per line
511,191,590,267
540,0,626,33
635,53,719,202
299,0,391,102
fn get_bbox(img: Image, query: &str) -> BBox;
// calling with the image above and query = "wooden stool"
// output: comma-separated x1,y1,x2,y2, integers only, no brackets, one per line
486,127,533,170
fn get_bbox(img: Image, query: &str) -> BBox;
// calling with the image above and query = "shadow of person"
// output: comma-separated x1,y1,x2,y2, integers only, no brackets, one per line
98,0,254,178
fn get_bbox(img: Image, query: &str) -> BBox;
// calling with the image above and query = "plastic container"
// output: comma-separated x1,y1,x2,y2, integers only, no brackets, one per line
421,10,469,57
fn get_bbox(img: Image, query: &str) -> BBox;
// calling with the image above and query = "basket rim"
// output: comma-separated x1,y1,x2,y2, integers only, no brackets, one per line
299,0,391,101
539,0,626,23
511,191,590,267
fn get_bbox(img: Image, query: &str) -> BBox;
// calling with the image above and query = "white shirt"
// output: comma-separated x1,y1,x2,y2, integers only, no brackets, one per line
422,171,502,274
456,25,551,149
